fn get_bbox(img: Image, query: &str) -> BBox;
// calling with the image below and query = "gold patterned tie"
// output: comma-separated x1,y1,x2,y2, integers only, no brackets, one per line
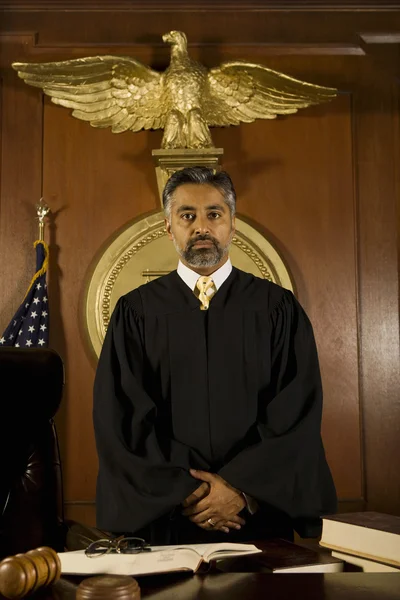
195,276,217,311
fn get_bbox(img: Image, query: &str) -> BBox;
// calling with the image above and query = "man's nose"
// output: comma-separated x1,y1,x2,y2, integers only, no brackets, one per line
194,216,210,235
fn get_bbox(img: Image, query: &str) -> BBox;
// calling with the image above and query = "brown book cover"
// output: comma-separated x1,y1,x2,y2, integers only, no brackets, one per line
320,512,400,567
216,539,343,573
324,512,400,534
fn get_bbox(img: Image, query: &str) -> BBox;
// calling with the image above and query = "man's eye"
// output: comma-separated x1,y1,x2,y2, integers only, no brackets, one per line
209,212,221,219
181,214,195,220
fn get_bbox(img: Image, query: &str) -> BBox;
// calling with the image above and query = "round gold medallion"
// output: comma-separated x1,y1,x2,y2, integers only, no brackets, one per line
83,211,294,358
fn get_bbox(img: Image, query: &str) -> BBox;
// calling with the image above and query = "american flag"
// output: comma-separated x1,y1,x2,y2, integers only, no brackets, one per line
0,240,49,348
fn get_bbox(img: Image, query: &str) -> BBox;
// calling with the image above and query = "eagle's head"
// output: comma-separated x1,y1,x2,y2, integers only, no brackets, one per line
162,31,188,51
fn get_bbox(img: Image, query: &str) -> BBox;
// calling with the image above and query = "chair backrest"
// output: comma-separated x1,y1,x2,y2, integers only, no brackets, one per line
0,347,65,558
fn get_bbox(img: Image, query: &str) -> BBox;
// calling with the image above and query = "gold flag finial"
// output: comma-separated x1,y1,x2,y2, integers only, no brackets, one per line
36,198,50,241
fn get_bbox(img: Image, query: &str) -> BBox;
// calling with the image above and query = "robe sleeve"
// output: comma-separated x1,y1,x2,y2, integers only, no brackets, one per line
93,295,207,534
217,290,337,537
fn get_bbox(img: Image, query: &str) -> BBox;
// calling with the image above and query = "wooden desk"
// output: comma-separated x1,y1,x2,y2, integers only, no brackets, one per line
50,573,400,599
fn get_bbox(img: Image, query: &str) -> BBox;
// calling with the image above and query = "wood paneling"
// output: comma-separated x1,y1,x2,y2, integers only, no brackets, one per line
1,6,399,527
353,80,400,514
2,10,400,51
64,502,96,528
2,0,400,10
42,98,161,500
213,95,362,500
0,69,43,333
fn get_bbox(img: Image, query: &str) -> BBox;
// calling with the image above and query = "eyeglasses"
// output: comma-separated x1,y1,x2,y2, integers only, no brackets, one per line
85,536,151,558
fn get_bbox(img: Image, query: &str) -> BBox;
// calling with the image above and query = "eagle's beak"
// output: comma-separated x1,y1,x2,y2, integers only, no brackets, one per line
162,33,172,43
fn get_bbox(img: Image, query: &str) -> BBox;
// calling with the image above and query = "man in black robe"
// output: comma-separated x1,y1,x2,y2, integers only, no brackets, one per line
93,166,337,545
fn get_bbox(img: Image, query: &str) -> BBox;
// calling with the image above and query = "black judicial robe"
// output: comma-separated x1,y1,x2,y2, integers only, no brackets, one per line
93,267,337,543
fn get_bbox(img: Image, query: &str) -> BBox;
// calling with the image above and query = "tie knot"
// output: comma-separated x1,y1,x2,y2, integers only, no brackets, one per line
196,276,214,293
195,276,216,310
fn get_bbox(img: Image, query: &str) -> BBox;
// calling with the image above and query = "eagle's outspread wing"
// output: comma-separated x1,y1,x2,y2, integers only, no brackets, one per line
204,61,337,126
12,55,167,133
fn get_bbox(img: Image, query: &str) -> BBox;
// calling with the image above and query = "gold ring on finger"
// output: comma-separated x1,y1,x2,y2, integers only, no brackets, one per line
207,518,216,527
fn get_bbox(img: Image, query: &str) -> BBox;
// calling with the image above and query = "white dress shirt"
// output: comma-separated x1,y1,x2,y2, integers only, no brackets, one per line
176,258,258,515
177,258,232,294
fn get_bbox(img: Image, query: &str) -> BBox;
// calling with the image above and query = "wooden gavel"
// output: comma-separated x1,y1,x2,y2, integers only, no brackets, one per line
0,546,61,599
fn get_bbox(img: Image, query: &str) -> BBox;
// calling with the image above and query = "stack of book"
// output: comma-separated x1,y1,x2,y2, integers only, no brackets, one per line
319,511,400,572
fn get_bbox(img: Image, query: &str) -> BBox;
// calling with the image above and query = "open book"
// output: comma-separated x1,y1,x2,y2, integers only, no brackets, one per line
58,542,262,577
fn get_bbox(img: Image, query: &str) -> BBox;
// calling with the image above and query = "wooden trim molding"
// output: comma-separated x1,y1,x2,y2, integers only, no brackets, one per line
1,40,366,55
0,32,36,43
1,1,400,10
64,501,96,506
2,10,400,52
359,32,400,43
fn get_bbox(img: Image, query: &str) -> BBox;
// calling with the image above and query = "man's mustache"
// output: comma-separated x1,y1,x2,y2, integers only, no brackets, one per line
187,235,218,250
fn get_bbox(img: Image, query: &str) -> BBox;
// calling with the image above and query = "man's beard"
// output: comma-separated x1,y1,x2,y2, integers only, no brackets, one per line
172,231,233,268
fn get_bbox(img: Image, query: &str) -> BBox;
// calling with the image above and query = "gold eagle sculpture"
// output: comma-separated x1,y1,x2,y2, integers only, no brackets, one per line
13,31,337,149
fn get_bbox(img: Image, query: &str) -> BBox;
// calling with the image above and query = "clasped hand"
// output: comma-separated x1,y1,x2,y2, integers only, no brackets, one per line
182,469,246,534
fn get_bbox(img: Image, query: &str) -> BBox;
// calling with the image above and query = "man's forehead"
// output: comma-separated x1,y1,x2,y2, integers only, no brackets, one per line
172,183,226,207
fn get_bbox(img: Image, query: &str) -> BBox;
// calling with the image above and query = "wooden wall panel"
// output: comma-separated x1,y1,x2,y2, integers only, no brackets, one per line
1,6,399,527
354,81,400,515
42,100,162,504
0,68,43,335
213,95,362,501
0,76,2,240
1,8,400,49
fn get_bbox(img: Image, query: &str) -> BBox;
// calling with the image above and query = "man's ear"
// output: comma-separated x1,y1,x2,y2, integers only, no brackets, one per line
165,218,173,240
232,215,236,236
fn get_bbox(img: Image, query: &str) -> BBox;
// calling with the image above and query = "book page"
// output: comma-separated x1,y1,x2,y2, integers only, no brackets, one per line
150,542,262,562
59,543,261,576
58,548,202,576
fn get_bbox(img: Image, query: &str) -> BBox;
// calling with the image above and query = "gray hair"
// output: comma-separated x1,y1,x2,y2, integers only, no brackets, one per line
162,166,236,221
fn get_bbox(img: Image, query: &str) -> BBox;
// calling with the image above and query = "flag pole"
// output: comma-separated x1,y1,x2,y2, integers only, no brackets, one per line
1,199,51,347
36,197,50,241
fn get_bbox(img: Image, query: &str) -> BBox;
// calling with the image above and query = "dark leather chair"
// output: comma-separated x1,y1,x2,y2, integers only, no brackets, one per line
0,347,65,559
